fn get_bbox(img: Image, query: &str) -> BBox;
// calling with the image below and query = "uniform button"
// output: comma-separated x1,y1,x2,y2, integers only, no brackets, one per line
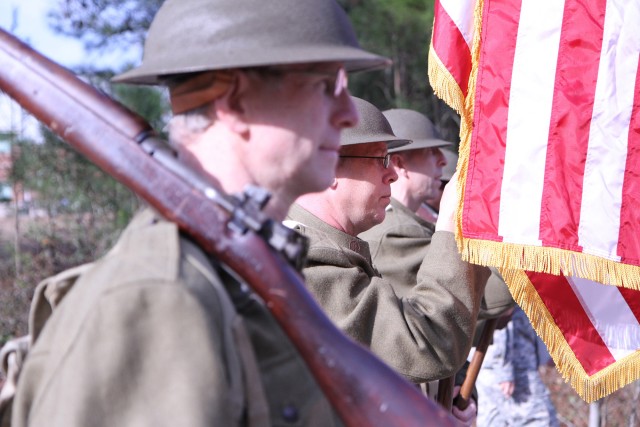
349,240,361,251
282,404,299,423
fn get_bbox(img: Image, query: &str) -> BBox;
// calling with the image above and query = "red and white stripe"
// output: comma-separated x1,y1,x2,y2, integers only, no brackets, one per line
431,0,640,401
431,0,477,96
526,272,640,375
463,0,640,266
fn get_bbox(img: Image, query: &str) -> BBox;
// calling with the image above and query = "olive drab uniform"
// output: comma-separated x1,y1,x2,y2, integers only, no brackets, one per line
10,210,341,427
476,307,559,427
286,204,490,385
359,197,513,399
360,198,514,318
357,198,438,398
368,108,513,321
359,198,435,297
3,0,393,424
3,0,394,423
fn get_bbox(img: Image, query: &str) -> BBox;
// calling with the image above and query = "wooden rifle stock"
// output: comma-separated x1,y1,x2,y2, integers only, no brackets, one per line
437,375,454,410
453,317,498,410
437,317,499,412
0,29,461,427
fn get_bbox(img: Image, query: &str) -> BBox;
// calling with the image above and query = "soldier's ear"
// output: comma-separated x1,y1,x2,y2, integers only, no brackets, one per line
213,71,251,136
390,153,408,178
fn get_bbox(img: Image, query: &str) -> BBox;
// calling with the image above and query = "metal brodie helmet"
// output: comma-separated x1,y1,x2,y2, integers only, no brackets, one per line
114,0,391,85
382,109,454,153
341,97,412,150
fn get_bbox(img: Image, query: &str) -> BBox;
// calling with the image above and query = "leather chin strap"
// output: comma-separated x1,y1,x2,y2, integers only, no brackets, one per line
169,70,235,114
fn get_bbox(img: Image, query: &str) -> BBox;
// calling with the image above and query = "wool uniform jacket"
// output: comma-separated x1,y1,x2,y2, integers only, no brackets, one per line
286,204,490,384
360,198,435,298
11,209,340,427
361,198,514,319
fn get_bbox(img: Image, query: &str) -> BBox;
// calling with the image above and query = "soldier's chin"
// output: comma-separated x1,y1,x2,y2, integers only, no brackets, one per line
303,167,336,195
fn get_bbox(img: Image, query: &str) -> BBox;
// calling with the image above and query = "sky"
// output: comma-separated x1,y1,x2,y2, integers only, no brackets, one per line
0,0,87,68
0,0,142,139
0,0,142,68
0,0,82,138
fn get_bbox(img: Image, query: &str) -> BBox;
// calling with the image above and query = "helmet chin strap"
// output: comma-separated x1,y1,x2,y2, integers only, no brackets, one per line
168,70,235,114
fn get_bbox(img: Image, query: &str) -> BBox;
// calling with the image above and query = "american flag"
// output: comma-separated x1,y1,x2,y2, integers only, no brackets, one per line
429,0,640,401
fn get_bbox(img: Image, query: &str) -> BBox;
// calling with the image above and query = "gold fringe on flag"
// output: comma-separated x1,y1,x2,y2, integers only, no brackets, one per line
427,46,466,116
503,269,640,402
460,238,640,291
453,0,484,257
438,0,640,292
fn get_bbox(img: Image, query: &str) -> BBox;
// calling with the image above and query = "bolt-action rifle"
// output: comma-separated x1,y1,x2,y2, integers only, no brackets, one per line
0,28,460,427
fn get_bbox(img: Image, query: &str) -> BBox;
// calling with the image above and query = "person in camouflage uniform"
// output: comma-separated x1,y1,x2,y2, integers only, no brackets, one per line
476,306,559,427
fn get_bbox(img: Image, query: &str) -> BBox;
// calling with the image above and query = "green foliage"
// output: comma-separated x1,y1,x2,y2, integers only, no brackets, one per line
112,83,169,133
1,125,143,343
10,126,139,258
340,0,432,101
48,0,163,51
0,285,30,344
340,0,461,143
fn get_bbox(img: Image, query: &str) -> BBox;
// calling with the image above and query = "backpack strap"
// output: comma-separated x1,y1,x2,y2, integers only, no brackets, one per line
0,336,29,426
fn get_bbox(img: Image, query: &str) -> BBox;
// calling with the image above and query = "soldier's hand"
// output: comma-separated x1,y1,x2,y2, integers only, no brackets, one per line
499,380,514,397
436,171,459,233
451,385,477,426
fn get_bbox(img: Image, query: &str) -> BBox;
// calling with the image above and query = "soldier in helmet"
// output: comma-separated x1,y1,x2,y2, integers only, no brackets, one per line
8,1,389,426
418,147,459,224
358,109,514,424
286,97,490,398
361,109,513,323
360,108,454,295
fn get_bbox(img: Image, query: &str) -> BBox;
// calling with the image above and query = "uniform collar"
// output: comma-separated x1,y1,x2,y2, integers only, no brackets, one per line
389,197,436,231
287,203,372,259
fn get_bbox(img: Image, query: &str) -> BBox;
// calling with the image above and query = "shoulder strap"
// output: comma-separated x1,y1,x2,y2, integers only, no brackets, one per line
29,262,94,343
0,336,29,426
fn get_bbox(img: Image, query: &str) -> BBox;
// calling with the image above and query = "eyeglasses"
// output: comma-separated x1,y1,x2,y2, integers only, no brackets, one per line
340,154,392,169
254,66,348,98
